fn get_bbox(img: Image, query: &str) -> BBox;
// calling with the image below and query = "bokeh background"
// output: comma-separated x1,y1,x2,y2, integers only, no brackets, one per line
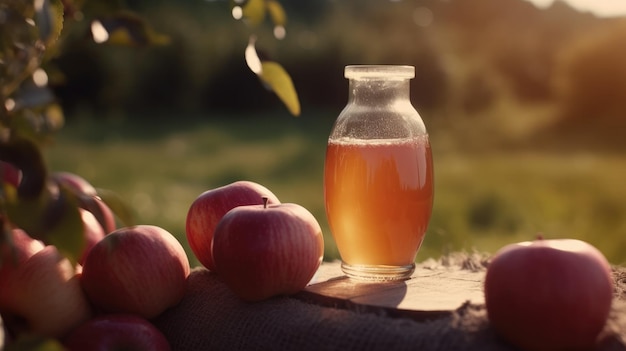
44,0,626,266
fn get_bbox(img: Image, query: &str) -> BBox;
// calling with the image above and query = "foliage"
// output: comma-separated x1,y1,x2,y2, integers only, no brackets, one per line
48,0,625,130
552,19,626,124
0,0,297,268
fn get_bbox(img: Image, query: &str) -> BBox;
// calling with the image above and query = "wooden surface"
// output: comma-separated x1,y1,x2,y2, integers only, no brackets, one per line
295,260,486,321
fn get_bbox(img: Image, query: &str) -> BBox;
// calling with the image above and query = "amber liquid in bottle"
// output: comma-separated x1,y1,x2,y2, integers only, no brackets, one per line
324,135,434,268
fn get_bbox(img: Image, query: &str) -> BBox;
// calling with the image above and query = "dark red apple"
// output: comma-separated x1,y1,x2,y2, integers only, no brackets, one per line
0,245,92,338
186,180,280,271
0,228,45,279
212,198,324,302
51,171,97,197
64,314,170,351
79,195,117,234
0,161,21,188
484,237,614,351
80,225,190,318
78,208,106,265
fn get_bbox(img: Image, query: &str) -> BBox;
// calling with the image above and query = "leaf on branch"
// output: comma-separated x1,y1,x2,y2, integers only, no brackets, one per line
245,37,300,116
5,181,85,265
34,0,64,48
266,0,286,26
231,0,287,39
91,11,170,47
4,76,64,145
10,77,56,112
0,138,47,199
266,0,286,39
44,186,84,265
231,0,266,27
96,187,135,227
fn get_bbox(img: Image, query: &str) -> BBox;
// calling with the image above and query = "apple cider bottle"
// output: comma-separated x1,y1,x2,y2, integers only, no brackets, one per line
324,65,434,281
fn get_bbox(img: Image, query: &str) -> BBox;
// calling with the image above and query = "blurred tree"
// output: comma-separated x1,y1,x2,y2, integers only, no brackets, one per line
1,0,298,284
553,19,626,129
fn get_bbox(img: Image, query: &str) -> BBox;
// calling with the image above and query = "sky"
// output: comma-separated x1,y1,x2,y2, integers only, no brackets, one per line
523,0,626,17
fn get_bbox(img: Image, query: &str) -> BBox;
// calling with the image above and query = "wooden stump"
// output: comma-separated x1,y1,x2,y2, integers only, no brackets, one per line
296,259,486,321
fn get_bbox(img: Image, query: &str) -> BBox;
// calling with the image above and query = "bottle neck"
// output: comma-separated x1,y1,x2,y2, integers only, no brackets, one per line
348,79,411,106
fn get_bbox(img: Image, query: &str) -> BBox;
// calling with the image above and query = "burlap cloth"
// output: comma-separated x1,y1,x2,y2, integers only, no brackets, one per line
153,257,626,351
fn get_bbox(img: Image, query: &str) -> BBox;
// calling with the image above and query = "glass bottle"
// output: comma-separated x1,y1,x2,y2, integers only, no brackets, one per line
323,65,434,281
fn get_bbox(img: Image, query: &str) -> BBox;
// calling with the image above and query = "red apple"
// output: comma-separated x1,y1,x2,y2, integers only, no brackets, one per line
186,180,280,271
64,314,170,351
78,208,106,265
51,171,98,197
484,237,614,351
0,228,45,279
0,245,92,338
80,225,191,318
212,198,324,302
0,161,21,188
51,172,117,234
79,195,117,234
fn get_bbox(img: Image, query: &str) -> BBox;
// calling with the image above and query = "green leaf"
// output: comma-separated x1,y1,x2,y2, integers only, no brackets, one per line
0,138,47,199
4,194,49,241
3,174,84,264
44,187,84,265
237,0,266,27
34,0,64,48
11,79,56,111
259,61,300,116
266,0,286,27
42,103,64,132
244,37,300,116
96,187,135,227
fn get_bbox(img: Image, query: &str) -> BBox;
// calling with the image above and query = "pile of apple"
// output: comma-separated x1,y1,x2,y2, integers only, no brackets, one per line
484,236,615,351
0,172,325,348
0,170,190,350
186,180,325,302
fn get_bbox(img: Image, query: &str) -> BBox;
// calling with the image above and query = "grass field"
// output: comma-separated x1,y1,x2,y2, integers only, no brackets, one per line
44,112,626,267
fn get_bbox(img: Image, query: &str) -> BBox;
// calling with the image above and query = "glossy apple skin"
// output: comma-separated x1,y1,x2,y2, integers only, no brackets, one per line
0,228,45,278
78,208,106,265
64,314,170,351
80,225,191,319
0,246,92,338
186,181,280,271
51,172,98,197
212,202,324,302
79,195,117,234
484,238,614,351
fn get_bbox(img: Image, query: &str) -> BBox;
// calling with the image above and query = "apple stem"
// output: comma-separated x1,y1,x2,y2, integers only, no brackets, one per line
536,233,544,240
262,196,268,209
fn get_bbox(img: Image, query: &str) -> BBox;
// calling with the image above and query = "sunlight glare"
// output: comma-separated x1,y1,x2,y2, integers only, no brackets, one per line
523,0,626,17
91,20,109,43
33,68,48,87
245,38,262,74
274,25,286,40
4,98,15,112
232,6,243,20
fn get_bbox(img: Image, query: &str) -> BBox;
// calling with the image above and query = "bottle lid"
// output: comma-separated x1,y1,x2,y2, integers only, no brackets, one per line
345,65,415,79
